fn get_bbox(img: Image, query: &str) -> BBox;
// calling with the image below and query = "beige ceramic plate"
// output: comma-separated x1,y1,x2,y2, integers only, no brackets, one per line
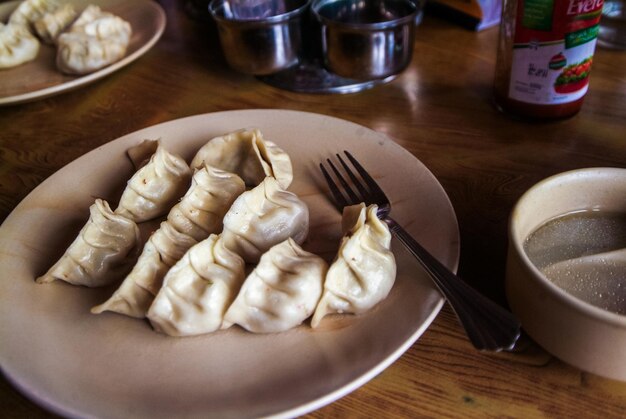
0,110,459,418
0,0,166,105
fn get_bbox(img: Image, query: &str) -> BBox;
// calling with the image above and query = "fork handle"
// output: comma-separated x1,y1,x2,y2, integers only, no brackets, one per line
384,216,521,352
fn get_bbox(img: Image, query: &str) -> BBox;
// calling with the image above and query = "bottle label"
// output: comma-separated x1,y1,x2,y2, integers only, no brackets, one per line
508,0,603,104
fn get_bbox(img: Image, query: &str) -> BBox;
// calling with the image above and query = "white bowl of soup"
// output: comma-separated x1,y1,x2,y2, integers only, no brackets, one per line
506,167,626,381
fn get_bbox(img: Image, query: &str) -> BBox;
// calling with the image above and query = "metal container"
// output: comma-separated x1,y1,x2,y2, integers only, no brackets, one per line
209,0,309,75
311,0,419,80
599,0,626,50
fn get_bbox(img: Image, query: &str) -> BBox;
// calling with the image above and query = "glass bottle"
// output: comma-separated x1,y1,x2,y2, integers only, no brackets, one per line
494,0,604,119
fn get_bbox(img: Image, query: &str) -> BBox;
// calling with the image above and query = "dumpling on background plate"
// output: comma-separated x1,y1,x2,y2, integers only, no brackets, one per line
33,3,78,44
223,238,327,333
36,199,141,287
65,4,130,42
191,128,293,190
92,165,246,318
147,234,246,337
220,176,309,264
311,203,396,328
56,5,132,75
8,0,57,28
0,22,40,69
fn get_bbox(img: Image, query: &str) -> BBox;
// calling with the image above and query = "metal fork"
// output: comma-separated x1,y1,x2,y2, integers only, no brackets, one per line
320,151,521,352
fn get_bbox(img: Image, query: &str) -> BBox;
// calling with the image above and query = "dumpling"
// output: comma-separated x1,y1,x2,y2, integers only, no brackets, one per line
8,0,58,28
66,5,131,41
92,166,246,318
165,166,245,241
147,234,246,336
33,3,78,44
0,23,40,69
125,138,159,169
190,128,293,189
56,32,127,75
36,199,141,287
115,142,191,223
311,203,396,328
223,238,327,333
65,4,103,29
91,221,197,317
56,5,132,75
220,176,309,264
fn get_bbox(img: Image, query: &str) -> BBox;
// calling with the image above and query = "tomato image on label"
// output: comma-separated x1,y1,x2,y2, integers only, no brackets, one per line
549,53,567,70
554,57,593,93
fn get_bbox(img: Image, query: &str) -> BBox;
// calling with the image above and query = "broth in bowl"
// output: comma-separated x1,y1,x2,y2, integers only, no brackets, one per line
523,210,626,315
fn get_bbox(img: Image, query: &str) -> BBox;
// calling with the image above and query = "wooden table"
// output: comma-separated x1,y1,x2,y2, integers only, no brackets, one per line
1,0,625,417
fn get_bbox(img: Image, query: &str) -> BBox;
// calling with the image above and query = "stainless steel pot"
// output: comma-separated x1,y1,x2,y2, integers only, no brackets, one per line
209,0,310,75
311,0,418,80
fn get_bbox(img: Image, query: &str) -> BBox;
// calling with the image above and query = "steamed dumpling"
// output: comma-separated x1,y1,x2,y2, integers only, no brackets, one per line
164,165,245,240
56,5,131,75
115,142,191,223
191,128,293,189
66,4,103,28
0,23,40,69
66,5,131,41
33,3,77,44
36,199,141,287
223,238,327,333
56,32,128,74
220,176,309,264
311,203,396,327
91,221,196,317
8,0,58,29
147,234,246,336
92,166,246,318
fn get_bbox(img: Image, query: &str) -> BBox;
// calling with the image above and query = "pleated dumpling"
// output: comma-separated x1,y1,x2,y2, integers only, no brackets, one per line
0,23,40,69
223,238,327,333
190,128,293,189
115,142,191,223
56,31,128,75
165,166,245,241
92,166,246,318
311,203,396,328
66,5,131,42
36,199,140,287
147,234,246,336
8,0,58,28
33,3,78,44
91,221,196,317
220,176,309,264
56,5,131,75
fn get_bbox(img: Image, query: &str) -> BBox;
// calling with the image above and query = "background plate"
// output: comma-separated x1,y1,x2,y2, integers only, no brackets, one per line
0,110,459,418
0,0,166,105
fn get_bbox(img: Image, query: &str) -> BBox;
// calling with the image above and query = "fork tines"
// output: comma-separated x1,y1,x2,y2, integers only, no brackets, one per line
320,151,386,211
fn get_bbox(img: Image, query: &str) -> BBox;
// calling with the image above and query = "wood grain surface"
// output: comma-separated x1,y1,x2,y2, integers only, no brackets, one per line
1,0,625,417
